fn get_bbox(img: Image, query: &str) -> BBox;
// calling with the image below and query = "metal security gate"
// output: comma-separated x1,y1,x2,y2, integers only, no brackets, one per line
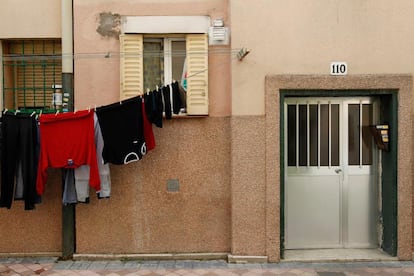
2,39,62,110
284,97,379,249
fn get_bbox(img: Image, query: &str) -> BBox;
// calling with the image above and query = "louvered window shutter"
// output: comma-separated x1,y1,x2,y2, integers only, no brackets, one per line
120,34,143,100
186,34,209,115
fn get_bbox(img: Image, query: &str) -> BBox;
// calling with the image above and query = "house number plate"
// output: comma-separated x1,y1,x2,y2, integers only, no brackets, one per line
330,62,348,76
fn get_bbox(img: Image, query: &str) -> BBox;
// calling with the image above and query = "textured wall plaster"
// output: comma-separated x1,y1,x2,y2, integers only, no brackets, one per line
96,12,121,39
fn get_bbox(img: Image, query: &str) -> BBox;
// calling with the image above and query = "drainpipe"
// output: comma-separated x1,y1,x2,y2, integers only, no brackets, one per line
61,0,75,260
62,0,73,112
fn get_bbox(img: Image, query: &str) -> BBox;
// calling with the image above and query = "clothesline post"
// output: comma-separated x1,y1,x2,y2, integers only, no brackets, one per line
61,0,75,260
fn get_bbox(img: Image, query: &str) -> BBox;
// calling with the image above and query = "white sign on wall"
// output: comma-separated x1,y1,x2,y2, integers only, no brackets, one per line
330,62,348,76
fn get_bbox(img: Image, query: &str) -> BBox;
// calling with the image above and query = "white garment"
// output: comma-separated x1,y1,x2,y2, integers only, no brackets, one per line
75,113,111,202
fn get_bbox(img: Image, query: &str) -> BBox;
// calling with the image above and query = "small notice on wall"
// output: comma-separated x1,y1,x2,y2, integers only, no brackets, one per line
330,62,348,76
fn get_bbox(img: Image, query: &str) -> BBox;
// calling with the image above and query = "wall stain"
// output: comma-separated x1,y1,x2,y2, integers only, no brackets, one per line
96,12,121,39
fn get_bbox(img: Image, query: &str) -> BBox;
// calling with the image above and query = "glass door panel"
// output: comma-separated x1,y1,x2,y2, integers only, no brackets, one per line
287,103,339,167
362,104,373,165
309,105,318,166
348,104,373,166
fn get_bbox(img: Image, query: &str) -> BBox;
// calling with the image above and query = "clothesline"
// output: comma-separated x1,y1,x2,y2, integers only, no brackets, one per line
0,70,190,208
1,48,245,62
2,79,185,117
1,57,227,114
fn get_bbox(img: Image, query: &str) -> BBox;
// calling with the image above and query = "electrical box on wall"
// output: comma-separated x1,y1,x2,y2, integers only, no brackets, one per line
370,124,389,151
208,26,229,45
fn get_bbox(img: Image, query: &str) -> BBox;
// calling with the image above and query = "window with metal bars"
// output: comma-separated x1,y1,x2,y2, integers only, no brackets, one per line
2,39,62,111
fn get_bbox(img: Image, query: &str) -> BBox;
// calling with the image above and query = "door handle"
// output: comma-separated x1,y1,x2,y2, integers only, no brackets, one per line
335,168,342,174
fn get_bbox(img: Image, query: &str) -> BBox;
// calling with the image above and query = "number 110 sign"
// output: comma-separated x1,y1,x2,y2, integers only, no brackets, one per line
330,62,348,76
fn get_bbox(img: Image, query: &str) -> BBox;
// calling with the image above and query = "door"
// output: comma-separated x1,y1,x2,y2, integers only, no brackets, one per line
284,97,378,249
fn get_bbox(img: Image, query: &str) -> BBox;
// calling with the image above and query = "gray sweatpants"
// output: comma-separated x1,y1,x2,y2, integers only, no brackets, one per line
75,113,111,202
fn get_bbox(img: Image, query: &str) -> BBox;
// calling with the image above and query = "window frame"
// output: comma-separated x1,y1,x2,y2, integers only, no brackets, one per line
142,36,186,90
120,33,209,116
120,16,210,116
162,37,186,86
1,39,62,111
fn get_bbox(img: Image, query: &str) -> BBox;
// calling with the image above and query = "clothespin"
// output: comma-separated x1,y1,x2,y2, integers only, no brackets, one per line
14,109,20,115
87,106,91,113
3,108,8,115
39,110,43,117
55,110,60,116
94,104,97,111
30,111,36,117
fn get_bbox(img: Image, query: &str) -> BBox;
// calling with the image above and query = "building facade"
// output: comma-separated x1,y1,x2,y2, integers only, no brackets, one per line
0,0,413,262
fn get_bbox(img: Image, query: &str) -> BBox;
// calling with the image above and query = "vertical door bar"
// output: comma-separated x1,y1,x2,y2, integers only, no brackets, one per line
296,104,299,168
307,103,310,167
328,102,332,168
359,102,363,168
318,102,321,168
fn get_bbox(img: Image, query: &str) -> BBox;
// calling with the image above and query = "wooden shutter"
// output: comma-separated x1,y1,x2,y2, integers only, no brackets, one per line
186,34,208,115
120,34,143,100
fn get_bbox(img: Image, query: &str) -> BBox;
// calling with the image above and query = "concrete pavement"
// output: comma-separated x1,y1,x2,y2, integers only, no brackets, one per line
2,257,414,275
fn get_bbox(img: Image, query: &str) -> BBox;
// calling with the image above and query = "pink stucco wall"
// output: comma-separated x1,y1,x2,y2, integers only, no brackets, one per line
73,0,231,116
73,0,232,254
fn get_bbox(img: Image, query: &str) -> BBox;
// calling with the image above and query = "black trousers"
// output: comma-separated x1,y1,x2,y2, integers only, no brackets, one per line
0,113,38,210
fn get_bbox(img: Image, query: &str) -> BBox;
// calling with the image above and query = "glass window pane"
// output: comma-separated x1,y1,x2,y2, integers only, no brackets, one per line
362,104,373,165
348,104,360,165
171,41,186,82
320,104,329,166
331,104,339,166
299,105,307,166
143,40,163,89
309,105,318,166
287,105,297,166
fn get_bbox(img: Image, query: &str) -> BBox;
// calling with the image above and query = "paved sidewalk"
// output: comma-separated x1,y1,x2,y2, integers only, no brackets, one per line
2,258,414,275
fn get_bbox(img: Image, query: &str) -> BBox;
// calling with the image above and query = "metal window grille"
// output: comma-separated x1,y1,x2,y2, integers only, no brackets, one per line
2,39,62,111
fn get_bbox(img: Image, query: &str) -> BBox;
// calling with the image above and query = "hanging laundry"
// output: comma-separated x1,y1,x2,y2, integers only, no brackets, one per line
15,116,41,206
143,92,154,123
0,112,40,210
75,113,111,203
96,96,146,165
62,168,77,205
0,118,2,189
36,110,100,196
142,100,156,152
172,81,183,115
144,88,163,128
15,162,27,199
162,85,172,119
